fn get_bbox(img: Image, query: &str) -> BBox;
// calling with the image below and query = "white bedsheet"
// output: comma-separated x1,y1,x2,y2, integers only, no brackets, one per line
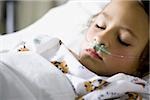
0,51,75,100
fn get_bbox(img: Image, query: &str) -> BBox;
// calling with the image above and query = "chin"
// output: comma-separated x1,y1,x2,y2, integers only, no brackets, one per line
79,53,100,72
79,53,93,67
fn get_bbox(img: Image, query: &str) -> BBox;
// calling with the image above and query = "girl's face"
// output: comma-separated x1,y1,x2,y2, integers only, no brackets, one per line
79,0,149,76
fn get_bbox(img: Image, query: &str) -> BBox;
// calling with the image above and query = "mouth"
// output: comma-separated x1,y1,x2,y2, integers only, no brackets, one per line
85,48,103,60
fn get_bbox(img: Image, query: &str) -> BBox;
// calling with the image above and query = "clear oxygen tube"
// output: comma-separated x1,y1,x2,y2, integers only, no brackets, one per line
90,40,143,60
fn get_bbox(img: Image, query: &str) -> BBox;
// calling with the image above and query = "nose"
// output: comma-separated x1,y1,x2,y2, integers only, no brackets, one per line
93,31,112,48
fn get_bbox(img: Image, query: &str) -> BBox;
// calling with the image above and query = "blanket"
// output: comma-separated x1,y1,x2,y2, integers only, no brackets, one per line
0,52,75,100
0,35,149,100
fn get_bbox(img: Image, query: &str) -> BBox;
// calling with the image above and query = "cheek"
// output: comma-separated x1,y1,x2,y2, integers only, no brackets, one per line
86,28,96,41
80,38,90,51
80,41,86,52
110,46,137,58
79,41,88,59
86,33,93,41
104,55,139,74
107,48,138,63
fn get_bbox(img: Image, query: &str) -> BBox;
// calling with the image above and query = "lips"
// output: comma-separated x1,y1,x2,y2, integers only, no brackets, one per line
85,48,103,60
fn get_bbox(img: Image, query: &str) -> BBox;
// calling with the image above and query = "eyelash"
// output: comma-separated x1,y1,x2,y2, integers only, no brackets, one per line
95,24,106,30
117,36,130,47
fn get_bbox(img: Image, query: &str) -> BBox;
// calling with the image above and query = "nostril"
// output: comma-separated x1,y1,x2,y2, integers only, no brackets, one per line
100,43,105,47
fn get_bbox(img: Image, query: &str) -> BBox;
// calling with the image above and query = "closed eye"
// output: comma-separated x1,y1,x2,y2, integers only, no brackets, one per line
95,24,106,30
117,36,130,47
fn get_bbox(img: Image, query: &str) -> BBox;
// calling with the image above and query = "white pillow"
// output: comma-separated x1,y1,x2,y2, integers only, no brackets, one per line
0,0,110,54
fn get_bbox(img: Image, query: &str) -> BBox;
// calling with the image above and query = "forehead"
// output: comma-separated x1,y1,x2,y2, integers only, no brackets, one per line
100,0,149,40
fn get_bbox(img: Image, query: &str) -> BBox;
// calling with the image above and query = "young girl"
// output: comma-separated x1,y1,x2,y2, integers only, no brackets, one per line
79,0,149,78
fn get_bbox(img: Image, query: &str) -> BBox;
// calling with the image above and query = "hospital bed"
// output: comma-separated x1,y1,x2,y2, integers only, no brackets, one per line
0,0,149,100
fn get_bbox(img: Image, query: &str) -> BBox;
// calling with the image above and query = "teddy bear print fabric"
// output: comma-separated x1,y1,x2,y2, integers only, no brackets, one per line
16,36,149,100
48,39,147,100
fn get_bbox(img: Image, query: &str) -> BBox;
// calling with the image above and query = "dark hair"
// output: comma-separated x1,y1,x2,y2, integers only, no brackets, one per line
138,1,149,78
141,0,149,16
138,42,149,78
